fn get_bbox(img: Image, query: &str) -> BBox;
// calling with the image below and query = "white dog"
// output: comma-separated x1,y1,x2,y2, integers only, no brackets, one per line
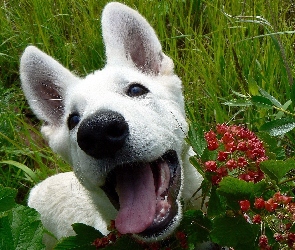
20,2,203,248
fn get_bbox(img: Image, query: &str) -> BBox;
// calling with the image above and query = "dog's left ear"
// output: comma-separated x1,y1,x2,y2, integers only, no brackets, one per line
20,46,79,126
102,2,174,75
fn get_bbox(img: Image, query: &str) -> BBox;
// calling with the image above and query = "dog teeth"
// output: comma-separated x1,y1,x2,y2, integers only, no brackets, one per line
161,195,168,201
154,199,171,223
156,161,170,197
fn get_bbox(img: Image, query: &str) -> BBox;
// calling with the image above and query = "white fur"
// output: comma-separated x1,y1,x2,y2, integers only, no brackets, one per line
20,2,203,249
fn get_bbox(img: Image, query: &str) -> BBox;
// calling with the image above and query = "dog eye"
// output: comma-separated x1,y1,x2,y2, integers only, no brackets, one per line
68,113,80,130
127,83,149,97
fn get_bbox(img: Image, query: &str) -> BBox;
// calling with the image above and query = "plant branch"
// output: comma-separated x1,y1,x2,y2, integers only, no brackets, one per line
278,176,295,185
273,106,295,117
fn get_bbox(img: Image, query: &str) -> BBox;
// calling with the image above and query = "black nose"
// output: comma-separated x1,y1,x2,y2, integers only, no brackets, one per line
77,111,129,159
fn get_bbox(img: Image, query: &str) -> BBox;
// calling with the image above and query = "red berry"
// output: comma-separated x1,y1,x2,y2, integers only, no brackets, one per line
237,128,250,139
93,237,110,248
149,242,160,250
222,132,234,143
207,139,219,150
273,192,282,201
274,233,283,242
176,231,188,249
282,196,293,205
216,124,228,135
265,198,278,212
288,232,295,241
204,130,217,141
225,141,237,152
239,200,251,212
254,198,265,209
274,192,293,205
237,157,248,167
230,125,240,134
217,151,228,161
256,156,268,166
239,173,252,182
252,214,262,224
237,141,248,151
287,203,295,213
226,159,238,170
253,170,264,183
205,161,217,172
211,175,222,185
246,150,257,160
286,223,292,230
216,167,228,177
176,231,186,240
107,233,116,243
259,235,268,248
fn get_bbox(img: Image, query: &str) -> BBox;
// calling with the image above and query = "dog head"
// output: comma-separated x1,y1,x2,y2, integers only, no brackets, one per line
20,2,189,241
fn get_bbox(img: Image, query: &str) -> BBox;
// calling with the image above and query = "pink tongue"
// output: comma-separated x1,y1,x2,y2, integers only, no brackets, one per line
115,164,156,234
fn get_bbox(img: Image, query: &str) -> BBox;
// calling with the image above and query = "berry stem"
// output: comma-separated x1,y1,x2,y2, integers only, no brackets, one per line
278,176,295,185
272,106,295,117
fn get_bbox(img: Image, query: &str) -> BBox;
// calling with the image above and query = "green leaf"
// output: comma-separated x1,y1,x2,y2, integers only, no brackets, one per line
210,215,259,249
0,205,45,250
260,118,295,136
260,159,295,183
217,177,267,209
190,156,204,177
201,147,218,162
258,87,282,108
179,210,212,244
275,100,292,119
222,99,252,107
289,223,295,233
0,214,13,249
291,81,295,106
0,185,17,213
200,178,212,203
207,187,226,218
251,95,273,109
55,223,103,249
232,90,248,98
248,76,259,95
188,124,206,157
257,132,285,160
265,225,278,247
0,160,40,183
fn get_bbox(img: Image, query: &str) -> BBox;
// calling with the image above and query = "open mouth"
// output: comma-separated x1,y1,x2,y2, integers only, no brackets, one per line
101,150,181,237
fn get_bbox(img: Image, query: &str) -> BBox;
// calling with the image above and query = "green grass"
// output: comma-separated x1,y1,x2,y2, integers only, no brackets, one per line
1,0,295,200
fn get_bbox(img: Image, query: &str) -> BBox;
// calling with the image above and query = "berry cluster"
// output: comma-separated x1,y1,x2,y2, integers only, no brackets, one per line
92,220,120,249
259,235,271,250
92,221,188,249
239,192,295,249
175,231,188,249
92,232,118,249
204,124,267,185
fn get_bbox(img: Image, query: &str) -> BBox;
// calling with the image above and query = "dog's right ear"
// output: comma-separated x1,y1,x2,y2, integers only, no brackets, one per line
102,2,174,75
20,46,79,126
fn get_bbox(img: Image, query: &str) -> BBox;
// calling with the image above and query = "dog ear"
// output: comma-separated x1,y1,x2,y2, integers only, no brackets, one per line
20,46,78,126
102,2,174,75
